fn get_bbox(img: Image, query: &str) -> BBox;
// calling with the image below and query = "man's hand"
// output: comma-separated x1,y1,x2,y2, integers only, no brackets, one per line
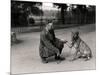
61,39,68,44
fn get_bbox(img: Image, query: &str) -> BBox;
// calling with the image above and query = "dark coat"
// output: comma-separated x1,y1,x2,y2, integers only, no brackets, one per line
39,28,64,58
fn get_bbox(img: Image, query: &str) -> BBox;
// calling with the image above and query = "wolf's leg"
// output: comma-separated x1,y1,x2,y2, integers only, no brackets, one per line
74,51,81,60
70,50,80,61
84,54,91,61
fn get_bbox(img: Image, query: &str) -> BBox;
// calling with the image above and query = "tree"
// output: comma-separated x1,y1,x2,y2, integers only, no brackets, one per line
53,3,68,24
11,1,43,27
22,1,43,16
76,5,88,24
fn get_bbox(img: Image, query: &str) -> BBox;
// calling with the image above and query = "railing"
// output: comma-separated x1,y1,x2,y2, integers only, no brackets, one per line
11,24,89,33
11,26,43,33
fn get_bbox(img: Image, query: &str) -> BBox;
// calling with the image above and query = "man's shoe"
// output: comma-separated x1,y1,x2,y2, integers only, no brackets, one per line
58,56,65,60
42,60,48,63
55,56,65,60
41,57,48,63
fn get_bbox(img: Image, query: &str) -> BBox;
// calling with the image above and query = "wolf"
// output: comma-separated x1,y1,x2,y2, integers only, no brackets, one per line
67,31,92,61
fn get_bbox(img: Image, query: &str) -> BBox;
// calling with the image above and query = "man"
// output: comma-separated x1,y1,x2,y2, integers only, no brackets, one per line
39,20,67,63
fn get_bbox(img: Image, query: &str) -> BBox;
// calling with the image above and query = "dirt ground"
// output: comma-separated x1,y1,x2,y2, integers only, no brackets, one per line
11,24,96,74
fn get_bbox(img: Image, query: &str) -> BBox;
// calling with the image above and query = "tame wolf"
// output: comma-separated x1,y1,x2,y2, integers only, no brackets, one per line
67,31,92,61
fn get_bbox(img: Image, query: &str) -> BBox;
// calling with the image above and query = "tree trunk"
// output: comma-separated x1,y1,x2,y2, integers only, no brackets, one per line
61,7,65,24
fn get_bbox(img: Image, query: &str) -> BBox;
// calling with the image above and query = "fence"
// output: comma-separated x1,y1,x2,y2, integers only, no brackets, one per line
11,23,93,33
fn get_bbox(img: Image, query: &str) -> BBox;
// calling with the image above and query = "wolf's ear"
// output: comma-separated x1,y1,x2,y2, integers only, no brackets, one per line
76,31,79,35
71,31,74,38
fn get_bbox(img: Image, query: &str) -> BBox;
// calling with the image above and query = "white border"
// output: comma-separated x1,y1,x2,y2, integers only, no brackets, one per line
18,0,96,5
0,0,98,75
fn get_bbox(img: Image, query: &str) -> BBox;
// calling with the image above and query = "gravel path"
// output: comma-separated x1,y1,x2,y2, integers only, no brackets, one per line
11,24,96,74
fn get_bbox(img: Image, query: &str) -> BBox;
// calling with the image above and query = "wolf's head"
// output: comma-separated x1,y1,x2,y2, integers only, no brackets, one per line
71,31,79,43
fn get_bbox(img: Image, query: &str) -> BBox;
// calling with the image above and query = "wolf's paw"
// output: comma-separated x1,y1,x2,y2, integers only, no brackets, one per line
84,56,91,61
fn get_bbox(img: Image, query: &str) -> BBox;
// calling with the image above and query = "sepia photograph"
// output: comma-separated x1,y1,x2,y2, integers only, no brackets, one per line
11,0,96,74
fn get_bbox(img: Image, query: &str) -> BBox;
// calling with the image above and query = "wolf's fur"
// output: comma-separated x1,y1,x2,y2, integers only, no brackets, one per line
69,32,92,61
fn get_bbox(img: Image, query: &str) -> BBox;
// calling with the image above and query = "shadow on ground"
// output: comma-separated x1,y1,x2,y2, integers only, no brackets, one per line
11,39,24,45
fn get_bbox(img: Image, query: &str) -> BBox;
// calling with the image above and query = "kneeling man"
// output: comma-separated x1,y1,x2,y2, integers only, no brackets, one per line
39,20,67,63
